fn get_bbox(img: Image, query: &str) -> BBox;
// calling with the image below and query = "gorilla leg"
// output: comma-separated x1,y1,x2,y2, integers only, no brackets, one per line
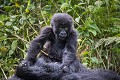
94,69,120,80
61,73,80,80
62,72,106,80
81,77,106,80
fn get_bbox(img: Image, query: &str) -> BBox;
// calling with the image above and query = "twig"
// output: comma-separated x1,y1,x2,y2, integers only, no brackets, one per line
0,67,7,79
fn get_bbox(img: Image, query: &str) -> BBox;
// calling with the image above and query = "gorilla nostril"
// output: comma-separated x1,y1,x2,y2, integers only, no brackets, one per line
61,33,66,35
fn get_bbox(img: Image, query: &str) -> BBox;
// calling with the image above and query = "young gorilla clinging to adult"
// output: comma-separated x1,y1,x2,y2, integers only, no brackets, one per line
8,13,85,80
25,13,82,71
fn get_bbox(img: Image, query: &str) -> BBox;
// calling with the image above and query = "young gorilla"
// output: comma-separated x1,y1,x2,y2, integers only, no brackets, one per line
8,13,85,80
25,13,82,72
25,13,79,66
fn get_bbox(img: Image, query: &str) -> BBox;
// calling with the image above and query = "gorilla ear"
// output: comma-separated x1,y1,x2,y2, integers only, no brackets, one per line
51,23,53,27
69,17,73,23
54,18,58,22
69,17,72,21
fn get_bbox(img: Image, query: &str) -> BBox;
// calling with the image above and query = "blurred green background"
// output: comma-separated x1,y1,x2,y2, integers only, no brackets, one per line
0,0,120,79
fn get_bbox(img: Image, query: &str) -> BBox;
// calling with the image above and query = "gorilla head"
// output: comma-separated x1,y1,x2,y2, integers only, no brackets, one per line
51,13,74,40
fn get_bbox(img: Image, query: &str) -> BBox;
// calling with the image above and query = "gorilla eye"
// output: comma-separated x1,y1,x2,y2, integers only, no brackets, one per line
65,28,68,31
59,28,62,30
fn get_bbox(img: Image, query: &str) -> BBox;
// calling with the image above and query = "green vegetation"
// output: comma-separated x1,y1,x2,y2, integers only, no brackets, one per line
0,0,120,79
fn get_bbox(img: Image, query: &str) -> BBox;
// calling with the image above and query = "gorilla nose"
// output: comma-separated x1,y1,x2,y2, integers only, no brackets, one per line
61,33,66,36
60,32,67,37
59,29,67,38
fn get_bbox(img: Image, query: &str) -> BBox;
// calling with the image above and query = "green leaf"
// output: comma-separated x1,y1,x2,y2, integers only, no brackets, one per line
104,38,114,46
87,17,93,24
26,43,30,49
5,22,12,26
60,3,69,10
88,5,94,12
82,62,88,66
29,18,35,24
11,40,18,51
75,17,80,23
89,24,101,33
95,1,103,6
84,31,89,37
13,26,19,31
43,5,51,12
0,21,4,26
9,50,14,55
4,6,12,11
81,51,89,56
88,28,97,36
10,15,17,19
41,11,47,15
0,36,7,41
91,57,99,64
78,3,86,6
28,4,35,10
95,38,105,48
85,17,101,33
0,14,9,21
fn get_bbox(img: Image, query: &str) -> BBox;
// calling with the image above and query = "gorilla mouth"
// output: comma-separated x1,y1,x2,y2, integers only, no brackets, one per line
59,36,66,40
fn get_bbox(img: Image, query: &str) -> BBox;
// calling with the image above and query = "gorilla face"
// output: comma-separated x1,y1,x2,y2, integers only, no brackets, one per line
55,24,70,40
51,13,73,40
58,27,68,40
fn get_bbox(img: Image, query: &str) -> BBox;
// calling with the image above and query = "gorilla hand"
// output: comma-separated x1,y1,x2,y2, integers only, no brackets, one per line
15,60,32,78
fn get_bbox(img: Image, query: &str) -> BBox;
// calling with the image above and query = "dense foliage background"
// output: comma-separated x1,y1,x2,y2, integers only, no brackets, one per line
0,0,120,79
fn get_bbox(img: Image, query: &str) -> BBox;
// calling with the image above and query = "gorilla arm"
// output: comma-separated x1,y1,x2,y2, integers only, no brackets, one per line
15,62,61,79
26,27,53,63
62,29,78,67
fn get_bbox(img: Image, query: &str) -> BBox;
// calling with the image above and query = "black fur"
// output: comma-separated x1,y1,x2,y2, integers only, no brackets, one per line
8,13,120,80
26,13,79,67
62,69,120,80
8,13,83,80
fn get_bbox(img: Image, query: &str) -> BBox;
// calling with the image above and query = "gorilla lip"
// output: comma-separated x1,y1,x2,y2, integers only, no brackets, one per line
59,36,67,40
